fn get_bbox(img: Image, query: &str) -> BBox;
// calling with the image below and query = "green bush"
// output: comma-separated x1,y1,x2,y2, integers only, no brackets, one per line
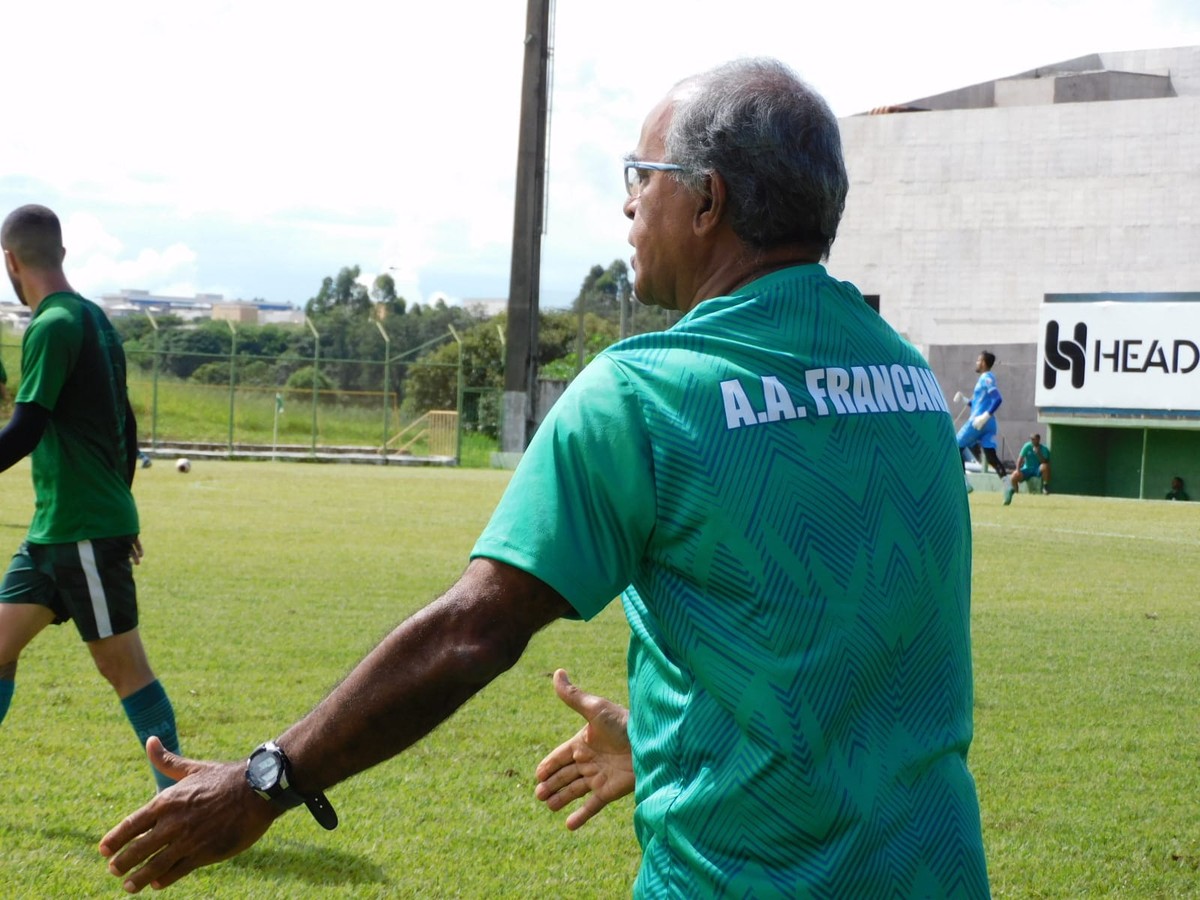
286,365,336,391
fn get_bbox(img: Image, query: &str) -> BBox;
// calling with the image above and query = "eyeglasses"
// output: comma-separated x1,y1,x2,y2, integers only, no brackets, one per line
624,160,686,198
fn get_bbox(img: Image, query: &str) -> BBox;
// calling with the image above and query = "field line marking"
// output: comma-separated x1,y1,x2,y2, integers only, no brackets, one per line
973,521,1200,546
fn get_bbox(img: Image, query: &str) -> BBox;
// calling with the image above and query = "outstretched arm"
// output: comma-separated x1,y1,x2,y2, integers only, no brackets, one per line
534,669,634,831
100,558,572,893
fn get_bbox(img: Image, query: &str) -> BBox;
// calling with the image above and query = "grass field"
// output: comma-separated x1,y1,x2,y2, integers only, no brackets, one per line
0,461,1197,898
123,377,502,466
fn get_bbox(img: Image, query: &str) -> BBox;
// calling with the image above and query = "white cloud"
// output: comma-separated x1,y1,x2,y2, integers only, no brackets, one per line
63,213,124,261
0,0,1196,308
65,212,199,298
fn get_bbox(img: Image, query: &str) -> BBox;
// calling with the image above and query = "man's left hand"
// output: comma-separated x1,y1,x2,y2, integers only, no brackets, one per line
535,669,634,830
99,736,280,893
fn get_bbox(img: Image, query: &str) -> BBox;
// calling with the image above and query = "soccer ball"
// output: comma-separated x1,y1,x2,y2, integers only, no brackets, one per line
175,458,191,474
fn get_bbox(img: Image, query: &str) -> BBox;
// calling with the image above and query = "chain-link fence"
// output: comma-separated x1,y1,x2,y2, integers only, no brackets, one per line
0,331,503,464
131,343,509,464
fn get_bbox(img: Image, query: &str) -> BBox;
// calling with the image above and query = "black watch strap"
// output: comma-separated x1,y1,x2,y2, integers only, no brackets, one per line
246,741,339,830
300,788,339,831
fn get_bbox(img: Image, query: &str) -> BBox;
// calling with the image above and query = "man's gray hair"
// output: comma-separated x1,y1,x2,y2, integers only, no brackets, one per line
665,58,848,258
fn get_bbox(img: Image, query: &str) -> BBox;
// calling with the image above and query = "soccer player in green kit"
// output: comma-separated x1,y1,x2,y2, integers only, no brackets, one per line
0,205,181,792
102,60,988,897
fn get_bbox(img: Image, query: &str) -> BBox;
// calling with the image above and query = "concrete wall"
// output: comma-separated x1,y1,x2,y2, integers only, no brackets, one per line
900,46,1200,110
832,48,1200,493
1053,71,1173,103
833,91,1200,353
926,342,1039,464
1099,46,1200,95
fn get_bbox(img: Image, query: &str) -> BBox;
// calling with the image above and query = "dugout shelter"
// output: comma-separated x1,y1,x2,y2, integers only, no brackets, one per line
1037,292,1200,499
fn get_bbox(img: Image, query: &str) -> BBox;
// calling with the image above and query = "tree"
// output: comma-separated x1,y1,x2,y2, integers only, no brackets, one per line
401,306,621,438
109,260,662,420
286,365,335,391
371,273,406,316
574,264,609,315
540,312,620,380
189,361,231,385
402,319,505,435
305,266,371,316
593,260,631,311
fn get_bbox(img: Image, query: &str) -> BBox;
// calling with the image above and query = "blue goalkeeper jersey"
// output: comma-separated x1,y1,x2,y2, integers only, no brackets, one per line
473,265,988,898
971,371,1002,418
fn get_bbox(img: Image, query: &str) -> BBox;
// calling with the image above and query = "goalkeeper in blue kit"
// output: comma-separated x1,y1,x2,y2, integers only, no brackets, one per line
957,350,1011,500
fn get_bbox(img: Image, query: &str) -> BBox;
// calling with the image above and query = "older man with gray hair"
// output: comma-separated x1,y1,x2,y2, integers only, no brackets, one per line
102,59,989,896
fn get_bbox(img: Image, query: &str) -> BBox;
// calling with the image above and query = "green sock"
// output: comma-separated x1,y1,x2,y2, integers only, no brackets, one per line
0,679,12,726
120,680,181,792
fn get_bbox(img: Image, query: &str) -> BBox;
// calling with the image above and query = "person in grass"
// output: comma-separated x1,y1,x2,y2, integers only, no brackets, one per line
1010,432,1052,496
100,60,988,897
0,204,182,793
957,349,1009,499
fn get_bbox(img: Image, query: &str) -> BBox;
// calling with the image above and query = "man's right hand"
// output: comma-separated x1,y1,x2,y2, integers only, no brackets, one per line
99,736,281,893
535,669,634,831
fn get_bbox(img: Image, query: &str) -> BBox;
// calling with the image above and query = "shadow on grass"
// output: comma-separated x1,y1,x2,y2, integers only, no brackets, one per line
31,822,104,848
30,824,387,890
227,838,388,888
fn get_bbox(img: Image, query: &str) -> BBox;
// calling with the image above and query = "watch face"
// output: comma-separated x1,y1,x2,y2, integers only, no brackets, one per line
247,751,282,790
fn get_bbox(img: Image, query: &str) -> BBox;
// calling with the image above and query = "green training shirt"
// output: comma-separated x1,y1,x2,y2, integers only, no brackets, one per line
16,292,138,543
473,265,988,897
1017,441,1050,471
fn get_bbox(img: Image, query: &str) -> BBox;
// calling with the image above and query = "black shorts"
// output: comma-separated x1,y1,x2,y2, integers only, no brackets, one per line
0,537,139,642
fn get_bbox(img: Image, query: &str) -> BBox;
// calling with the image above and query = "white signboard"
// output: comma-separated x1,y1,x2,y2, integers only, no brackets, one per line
1037,301,1200,412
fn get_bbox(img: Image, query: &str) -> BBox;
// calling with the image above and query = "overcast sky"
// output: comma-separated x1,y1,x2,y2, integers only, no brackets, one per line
1,0,1197,310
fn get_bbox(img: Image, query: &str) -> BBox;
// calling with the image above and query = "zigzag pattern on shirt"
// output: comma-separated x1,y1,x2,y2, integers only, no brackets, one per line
613,269,987,897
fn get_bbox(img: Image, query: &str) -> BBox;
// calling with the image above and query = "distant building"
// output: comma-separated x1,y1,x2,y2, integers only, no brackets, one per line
97,289,304,326
212,303,262,325
462,298,507,318
832,45,1200,496
0,304,31,331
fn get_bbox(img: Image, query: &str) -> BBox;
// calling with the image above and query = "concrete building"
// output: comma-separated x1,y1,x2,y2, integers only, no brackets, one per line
98,289,304,326
212,302,264,325
832,45,1200,496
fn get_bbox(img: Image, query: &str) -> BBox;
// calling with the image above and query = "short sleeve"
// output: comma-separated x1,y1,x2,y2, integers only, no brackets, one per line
15,308,79,411
471,355,656,620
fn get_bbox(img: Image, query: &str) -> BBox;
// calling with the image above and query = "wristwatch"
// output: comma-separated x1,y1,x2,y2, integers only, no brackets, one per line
245,740,338,830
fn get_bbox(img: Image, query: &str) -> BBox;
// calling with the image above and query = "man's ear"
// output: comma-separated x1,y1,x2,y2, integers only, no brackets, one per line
2,249,17,279
693,170,727,237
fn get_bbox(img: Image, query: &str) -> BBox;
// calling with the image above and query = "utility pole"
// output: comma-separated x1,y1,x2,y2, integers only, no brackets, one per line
502,0,553,453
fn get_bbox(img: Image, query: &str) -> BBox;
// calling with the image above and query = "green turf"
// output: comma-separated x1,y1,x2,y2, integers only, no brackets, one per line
967,491,1200,897
0,463,1196,897
125,376,501,464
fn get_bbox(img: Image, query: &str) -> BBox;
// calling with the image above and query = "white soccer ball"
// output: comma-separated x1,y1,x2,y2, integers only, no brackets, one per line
175,458,191,474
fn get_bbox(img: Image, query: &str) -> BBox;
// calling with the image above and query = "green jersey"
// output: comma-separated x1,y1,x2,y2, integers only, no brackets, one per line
473,265,987,897
1017,441,1050,471
15,292,138,543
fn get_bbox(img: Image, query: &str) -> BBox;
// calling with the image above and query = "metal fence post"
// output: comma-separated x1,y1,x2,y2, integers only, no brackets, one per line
375,319,391,457
305,316,321,455
449,326,464,466
145,312,160,449
226,320,237,454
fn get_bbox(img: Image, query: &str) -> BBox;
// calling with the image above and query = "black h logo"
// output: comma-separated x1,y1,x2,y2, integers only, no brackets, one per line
1044,320,1087,389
